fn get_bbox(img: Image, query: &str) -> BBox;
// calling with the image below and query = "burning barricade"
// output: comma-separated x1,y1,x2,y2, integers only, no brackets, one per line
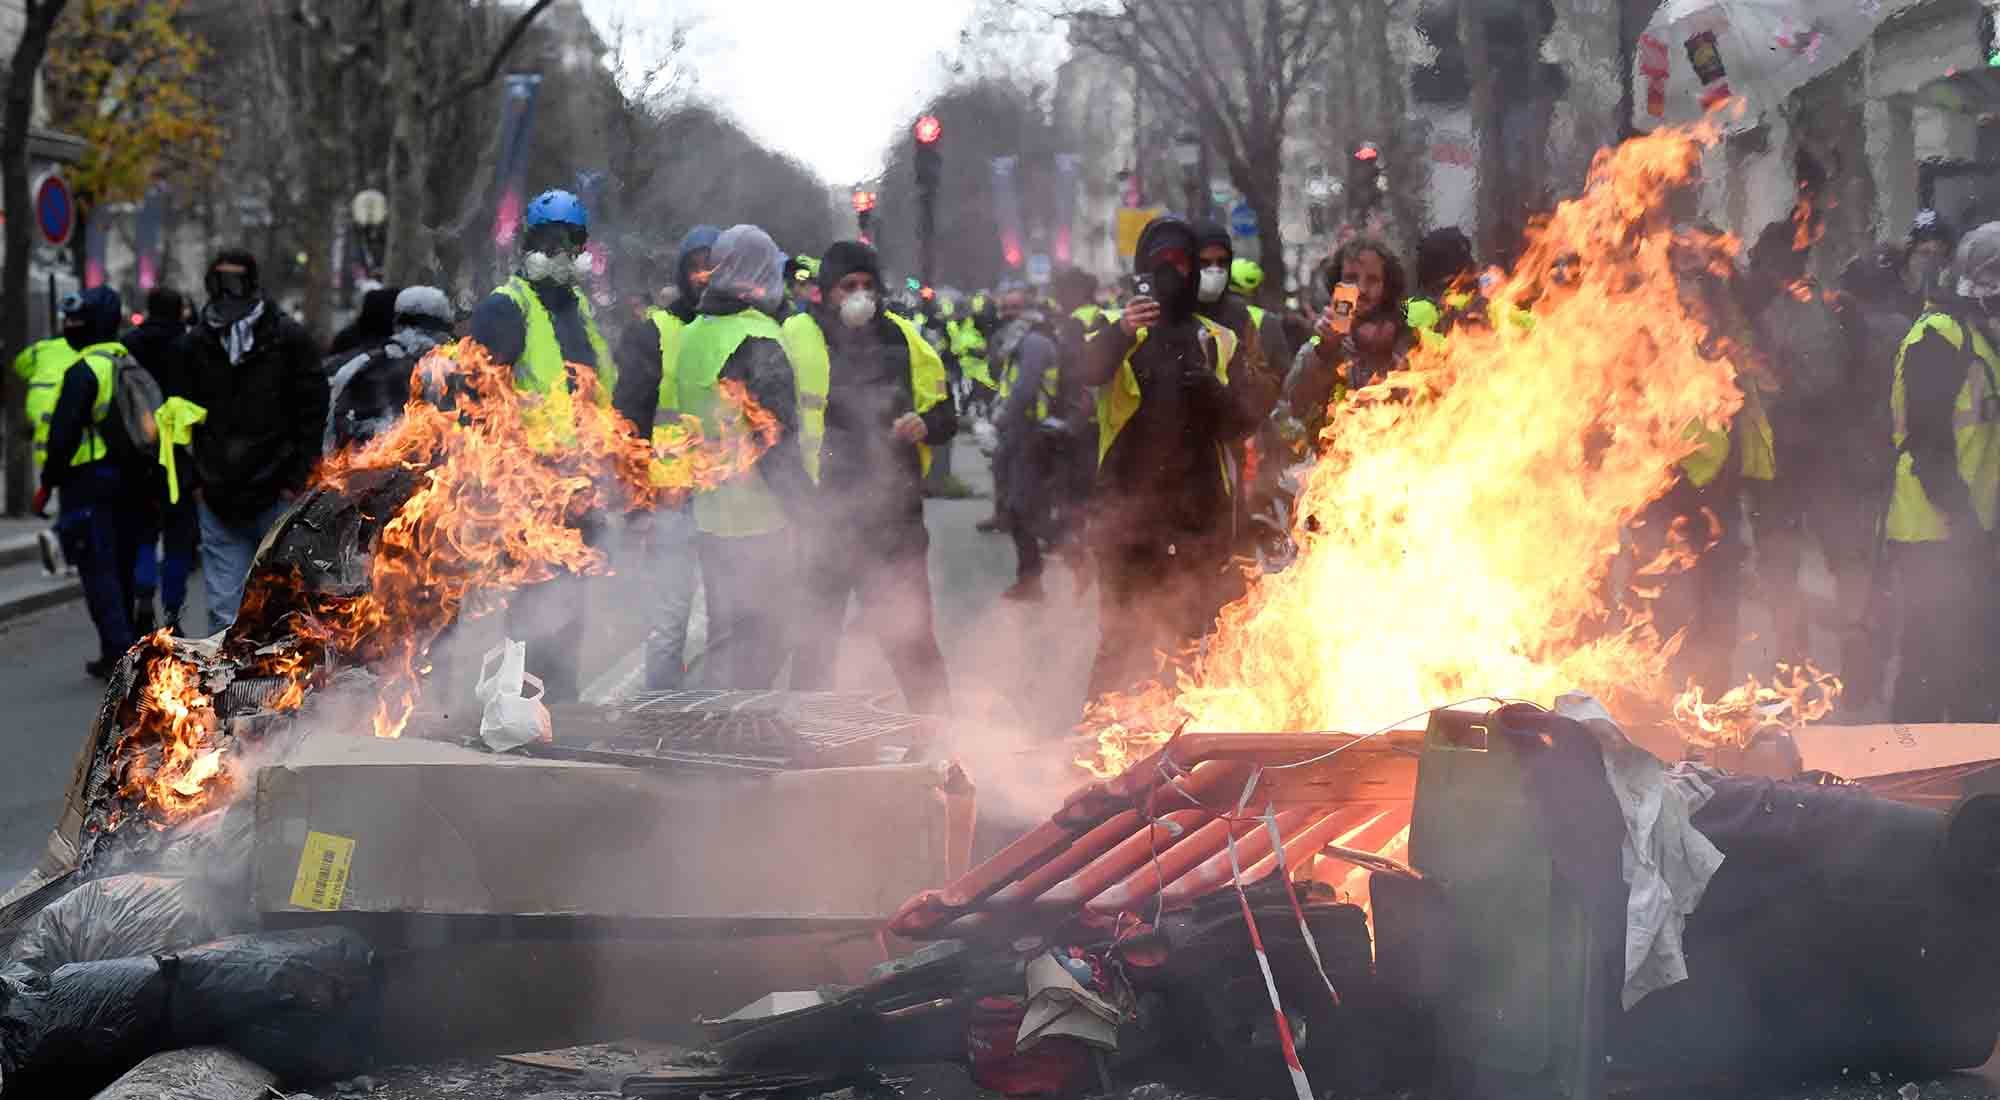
1,120,1998,1100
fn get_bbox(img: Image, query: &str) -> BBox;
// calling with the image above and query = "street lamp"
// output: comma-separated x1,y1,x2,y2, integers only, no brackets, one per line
350,188,388,277
1173,130,1203,218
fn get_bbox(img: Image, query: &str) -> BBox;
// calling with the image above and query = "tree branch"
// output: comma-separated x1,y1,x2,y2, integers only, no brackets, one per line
429,0,555,109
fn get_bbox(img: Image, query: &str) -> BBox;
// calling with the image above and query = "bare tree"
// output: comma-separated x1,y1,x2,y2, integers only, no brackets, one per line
382,0,557,285
2,0,71,515
1064,0,1338,295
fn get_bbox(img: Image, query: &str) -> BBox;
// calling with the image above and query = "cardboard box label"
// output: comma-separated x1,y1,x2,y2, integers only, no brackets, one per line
289,830,355,911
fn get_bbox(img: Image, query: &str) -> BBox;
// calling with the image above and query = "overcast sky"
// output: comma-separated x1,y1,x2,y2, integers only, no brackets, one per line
579,0,996,186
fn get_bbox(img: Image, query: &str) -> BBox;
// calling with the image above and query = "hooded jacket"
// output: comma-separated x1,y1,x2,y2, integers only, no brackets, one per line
613,225,721,438
1082,217,1263,546
41,288,129,492
172,265,328,522
328,285,401,361
806,241,958,540
325,292,454,454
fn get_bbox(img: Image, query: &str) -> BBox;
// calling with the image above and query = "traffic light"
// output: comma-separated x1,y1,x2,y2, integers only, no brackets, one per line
1348,142,1382,217
852,189,877,239
914,115,942,194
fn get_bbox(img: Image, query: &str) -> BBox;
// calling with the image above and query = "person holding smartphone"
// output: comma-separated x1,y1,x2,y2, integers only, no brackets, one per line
1280,237,1412,450
1077,216,1265,701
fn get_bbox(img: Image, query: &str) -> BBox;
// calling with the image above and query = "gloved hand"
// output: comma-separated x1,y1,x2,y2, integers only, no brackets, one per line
30,487,49,518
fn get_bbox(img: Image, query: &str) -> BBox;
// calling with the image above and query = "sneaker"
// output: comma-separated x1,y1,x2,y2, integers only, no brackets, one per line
163,610,182,637
84,657,114,680
1000,576,1045,602
35,529,61,576
132,601,157,637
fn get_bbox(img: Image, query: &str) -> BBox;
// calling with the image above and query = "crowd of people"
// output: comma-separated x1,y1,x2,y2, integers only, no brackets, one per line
12,181,2000,728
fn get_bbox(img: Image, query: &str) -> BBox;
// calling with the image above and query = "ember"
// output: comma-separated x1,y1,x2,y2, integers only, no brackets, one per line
1084,125,1754,776
1671,662,1843,749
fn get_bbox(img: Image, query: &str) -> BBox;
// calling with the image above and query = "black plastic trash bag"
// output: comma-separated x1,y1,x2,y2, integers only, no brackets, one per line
0,926,374,1097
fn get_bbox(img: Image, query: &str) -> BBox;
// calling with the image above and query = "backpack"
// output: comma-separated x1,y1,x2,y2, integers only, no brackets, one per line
90,349,165,468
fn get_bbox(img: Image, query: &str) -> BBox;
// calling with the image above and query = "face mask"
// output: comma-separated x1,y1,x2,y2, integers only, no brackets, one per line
523,250,590,285
839,290,877,329
1198,265,1228,303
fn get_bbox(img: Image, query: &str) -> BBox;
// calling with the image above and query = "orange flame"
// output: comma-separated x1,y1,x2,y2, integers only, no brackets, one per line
303,340,777,738
1671,663,1842,749
1084,125,1749,776
119,338,775,823
114,633,230,825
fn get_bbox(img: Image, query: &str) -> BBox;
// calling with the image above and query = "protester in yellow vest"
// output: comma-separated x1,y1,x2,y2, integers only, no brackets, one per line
1079,216,1259,701
677,224,812,689
467,188,615,703
33,288,139,678
778,240,953,713
1883,222,2000,723
14,332,80,471
603,226,719,693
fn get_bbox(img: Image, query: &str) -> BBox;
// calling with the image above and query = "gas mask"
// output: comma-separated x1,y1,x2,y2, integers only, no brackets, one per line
1197,265,1229,303
523,250,593,286
839,290,878,329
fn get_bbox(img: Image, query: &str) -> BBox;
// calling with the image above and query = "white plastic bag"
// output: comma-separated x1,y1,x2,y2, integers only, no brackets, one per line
475,639,551,752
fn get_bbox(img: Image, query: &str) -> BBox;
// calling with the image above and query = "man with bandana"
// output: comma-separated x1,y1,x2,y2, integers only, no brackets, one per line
170,248,326,635
1078,216,1265,700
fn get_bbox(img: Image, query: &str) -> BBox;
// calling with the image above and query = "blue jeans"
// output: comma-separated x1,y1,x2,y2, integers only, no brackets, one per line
133,493,199,615
643,509,699,691
55,463,140,663
198,497,292,636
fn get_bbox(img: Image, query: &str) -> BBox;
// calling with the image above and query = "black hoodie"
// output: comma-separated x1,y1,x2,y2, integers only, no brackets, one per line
810,241,957,542
1082,217,1261,546
612,226,722,439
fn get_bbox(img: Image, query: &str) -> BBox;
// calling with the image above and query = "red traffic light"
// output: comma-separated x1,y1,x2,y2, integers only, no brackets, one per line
851,189,877,213
914,115,943,145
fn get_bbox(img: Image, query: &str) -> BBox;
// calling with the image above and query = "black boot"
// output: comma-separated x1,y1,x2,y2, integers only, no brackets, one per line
132,589,157,636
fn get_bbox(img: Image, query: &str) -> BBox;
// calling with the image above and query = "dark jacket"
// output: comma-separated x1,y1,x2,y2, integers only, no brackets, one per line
1898,312,1987,529
325,320,451,452
698,291,813,517
171,301,328,521
812,308,957,538
121,316,184,385
328,286,400,360
470,278,600,373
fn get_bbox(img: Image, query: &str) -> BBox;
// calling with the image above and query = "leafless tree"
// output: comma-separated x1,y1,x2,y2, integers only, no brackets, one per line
2,0,71,515
1063,0,1339,296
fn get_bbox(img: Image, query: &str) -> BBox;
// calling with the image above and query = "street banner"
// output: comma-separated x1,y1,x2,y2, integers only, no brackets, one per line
490,74,544,248
992,156,1024,270
134,184,167,292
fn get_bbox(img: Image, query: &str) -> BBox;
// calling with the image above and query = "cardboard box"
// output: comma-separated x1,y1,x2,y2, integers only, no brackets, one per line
252,731,970,923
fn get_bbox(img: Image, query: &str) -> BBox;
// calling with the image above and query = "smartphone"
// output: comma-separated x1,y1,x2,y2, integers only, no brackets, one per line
1134,274,1154,300
1329,282,1360,334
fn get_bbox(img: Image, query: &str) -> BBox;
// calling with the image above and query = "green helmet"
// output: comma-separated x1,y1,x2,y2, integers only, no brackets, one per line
1230,258,1264,296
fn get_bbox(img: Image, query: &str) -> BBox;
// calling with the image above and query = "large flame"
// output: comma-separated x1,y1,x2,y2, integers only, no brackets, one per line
304,339,778,738
1086,126,1751,775
116,339,775,824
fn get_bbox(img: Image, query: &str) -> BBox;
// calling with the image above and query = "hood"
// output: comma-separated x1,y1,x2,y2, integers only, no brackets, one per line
818,240,882,297
1133,216,1200,321
354,286,399,338
699,224,786,314
675,225,721,302
393,285,453,329
64,286,124,347
1193,220,1233,267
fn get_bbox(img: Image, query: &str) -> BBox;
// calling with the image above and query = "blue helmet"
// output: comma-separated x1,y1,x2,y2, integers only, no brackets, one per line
525,189,588,232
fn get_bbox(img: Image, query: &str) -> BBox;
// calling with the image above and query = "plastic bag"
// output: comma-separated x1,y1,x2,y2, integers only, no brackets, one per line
9,874,220,975
476,639,551,752
0,925,376,1095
